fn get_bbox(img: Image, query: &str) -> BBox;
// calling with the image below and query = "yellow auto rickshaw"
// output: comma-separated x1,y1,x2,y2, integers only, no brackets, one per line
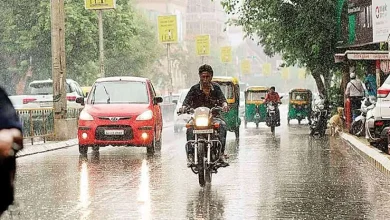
212,76,241,139
244,86,269,128
287,88,313,124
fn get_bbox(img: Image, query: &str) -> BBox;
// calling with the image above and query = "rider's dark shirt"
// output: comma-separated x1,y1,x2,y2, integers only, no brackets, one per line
183,82,227,109
0,87,21,131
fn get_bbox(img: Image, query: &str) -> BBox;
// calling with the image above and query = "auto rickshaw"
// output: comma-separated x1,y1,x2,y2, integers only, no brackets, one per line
287,89,313,124
212,76,241,139
244,86,269,128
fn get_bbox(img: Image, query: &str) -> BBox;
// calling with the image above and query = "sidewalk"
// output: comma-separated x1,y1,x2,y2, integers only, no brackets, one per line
16,121,174,158
340,132,390,176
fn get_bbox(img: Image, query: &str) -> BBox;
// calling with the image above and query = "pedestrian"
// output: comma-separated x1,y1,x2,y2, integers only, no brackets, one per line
345,72,367,120
0,86,23,216
364,70,377,97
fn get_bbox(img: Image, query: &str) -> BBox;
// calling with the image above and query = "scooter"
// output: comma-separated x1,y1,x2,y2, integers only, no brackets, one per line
350,96,375,137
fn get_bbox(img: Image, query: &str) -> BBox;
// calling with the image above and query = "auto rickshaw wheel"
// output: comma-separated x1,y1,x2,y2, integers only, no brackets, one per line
287,117,290,125
244,120,247,128
256,123,259,128
298,119,301,125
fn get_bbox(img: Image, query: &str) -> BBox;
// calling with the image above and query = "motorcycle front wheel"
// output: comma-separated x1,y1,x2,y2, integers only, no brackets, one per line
197,142,206,187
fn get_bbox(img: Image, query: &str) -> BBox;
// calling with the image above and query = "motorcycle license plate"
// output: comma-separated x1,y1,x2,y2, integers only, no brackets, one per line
193,129,213,134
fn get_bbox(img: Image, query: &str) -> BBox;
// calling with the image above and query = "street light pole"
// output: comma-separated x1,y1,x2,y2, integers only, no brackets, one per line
98,10,105,77
50,0,67,120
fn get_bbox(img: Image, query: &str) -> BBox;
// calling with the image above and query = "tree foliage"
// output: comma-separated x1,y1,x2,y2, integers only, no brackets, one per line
221,0,338,97
0,0,163,94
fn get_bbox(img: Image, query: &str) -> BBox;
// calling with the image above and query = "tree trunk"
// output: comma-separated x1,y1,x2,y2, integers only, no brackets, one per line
311,70,326,98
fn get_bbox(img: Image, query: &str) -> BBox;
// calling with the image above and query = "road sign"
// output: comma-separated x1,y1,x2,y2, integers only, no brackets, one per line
157,15,178,44
220,46,232,63
281,67,289,80
195,35,210,56
298,68,306,79
262,63,271,76
241,60,251,74
85,0,116,10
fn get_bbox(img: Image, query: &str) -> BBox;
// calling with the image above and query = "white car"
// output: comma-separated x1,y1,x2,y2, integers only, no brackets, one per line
174,89,190,133
366,77,390,146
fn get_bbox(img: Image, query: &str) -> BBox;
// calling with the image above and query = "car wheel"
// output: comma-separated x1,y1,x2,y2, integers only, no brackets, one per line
92,146,100,152
79,145,89,155
147,130,157,155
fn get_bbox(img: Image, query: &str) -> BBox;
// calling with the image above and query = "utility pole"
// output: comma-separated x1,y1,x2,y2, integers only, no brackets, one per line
51,0,67,120
98,10,105,77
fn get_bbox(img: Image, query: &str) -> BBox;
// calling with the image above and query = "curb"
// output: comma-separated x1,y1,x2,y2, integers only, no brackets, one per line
340,132,390,176
16,138,78,158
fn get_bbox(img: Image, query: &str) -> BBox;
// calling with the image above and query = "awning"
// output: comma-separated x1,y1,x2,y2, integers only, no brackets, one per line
334,50,390,63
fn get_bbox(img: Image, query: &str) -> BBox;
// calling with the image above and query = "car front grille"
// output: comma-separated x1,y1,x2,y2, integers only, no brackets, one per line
95,125,133,141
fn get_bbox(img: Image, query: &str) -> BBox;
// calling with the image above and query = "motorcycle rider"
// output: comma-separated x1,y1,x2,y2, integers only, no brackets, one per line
345,72,367,120
0,87,23,216
264,86,281,126
180,64,229,165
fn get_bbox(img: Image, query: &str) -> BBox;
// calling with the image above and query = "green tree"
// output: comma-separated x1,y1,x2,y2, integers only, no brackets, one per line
221,0,338,97
0,0,162,93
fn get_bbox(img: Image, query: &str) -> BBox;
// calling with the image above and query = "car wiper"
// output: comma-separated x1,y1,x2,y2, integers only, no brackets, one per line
102,85,111,104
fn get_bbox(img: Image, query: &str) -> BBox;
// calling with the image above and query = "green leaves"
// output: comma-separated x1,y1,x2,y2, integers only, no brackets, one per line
0,0,162,92
221,0,338,96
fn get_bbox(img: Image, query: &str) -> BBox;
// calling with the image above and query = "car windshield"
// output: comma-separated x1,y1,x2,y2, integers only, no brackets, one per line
179,90,189,103
292,92,309,101
247,91,267,101
218,83,234,99
29,82,71,95
89,81,149,104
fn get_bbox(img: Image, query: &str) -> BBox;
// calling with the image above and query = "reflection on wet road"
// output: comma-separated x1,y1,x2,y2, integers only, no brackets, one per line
3,106,390,219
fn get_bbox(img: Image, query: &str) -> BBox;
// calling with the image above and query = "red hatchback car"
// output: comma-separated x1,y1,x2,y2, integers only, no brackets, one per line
76,77,163,155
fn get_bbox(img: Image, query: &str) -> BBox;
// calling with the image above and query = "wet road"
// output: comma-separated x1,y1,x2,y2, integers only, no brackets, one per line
3,105,390,219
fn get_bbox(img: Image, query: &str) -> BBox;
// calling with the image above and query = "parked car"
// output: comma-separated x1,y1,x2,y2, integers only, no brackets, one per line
9,79,84,109
76,76,163,155
366,77,390,147
173,89,190,133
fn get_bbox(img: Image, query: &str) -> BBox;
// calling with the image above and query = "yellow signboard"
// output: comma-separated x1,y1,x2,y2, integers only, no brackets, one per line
85,0,116,10
281,67,289,80
241,60,251,74
195,35,210,56
220,46,232,63
298,68,306,79
157,15,178,44
262,63,271,76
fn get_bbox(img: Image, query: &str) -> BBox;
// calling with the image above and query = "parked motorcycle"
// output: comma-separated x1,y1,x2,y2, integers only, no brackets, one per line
178,106,227,187
266,101,280,134
350,96,376,136
310,98,329,137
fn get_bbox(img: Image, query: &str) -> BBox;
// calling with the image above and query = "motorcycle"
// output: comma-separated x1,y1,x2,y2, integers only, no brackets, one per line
178,106,227,187
350,96,376,136
310,98,329,137
266,101,280,134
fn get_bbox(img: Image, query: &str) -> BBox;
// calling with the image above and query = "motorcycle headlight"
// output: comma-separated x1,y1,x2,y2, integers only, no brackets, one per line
318,105,324,110
136,110,153,120
195,116,209,127
269,105,275,110
79,110,93,121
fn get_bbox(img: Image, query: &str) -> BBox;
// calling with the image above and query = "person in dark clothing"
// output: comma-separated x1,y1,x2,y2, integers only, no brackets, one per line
181,64,229,164
0,87,23,216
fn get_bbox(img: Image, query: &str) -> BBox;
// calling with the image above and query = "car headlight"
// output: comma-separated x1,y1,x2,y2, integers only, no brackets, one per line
136,110,153,120
195,117,209,127
79,110,93,121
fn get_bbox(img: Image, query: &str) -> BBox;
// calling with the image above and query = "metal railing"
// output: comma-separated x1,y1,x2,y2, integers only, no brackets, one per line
16,107,83,144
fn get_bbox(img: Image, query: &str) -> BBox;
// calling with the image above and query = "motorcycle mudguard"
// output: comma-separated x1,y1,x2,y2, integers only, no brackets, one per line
354,115,365,122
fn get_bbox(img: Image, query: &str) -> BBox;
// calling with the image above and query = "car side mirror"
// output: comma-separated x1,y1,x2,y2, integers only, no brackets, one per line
154,97,163,104
76,97,85,106
172,100,178,105
280,96,284,99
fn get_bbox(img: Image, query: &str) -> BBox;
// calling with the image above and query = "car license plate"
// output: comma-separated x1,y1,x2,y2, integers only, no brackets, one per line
104,129,124,135
40,102,52,107
193,129,213,134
